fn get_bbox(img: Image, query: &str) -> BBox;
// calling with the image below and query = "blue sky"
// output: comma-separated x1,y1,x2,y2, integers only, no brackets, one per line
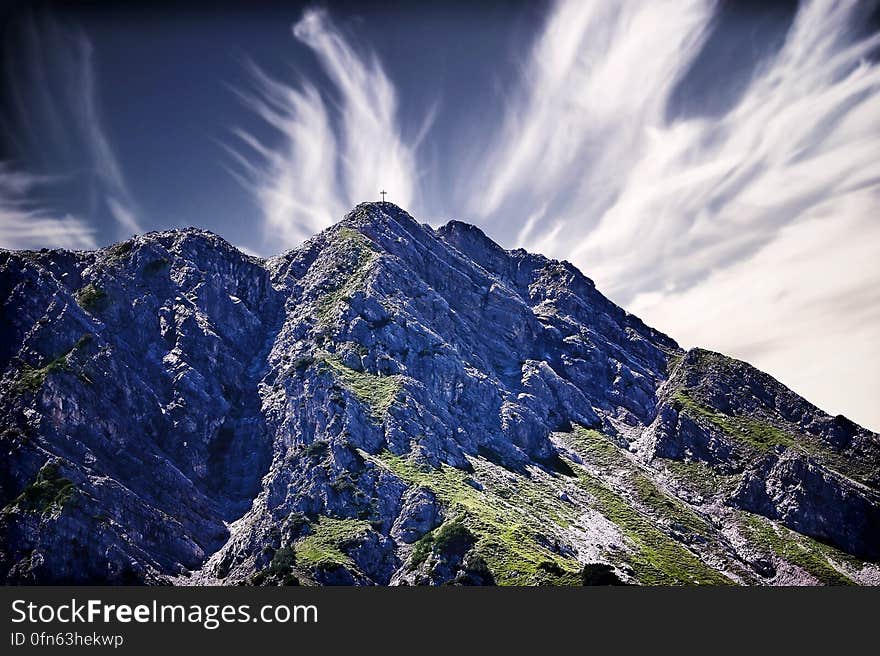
2,0,880,432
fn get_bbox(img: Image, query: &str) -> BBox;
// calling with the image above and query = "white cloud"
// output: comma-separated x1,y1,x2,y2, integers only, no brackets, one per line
628,189,880,431
0,164,96,250
73,32,142,235
0,16,141,246
467,0,880,431
228,1,880,430
570,0,880,304
471,0,715,226
232,8,428,250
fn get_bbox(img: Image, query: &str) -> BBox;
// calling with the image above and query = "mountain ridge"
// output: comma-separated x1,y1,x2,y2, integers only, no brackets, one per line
1,202,878,585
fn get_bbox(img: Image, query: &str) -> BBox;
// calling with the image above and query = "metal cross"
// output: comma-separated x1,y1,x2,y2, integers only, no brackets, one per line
380,190,387,202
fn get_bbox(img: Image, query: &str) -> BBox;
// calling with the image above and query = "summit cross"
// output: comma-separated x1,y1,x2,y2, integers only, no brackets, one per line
380,190,387,202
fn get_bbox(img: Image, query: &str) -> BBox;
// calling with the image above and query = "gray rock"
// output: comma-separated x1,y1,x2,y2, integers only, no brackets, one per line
1,203,877,585
391,487,442,544
731,449,880,560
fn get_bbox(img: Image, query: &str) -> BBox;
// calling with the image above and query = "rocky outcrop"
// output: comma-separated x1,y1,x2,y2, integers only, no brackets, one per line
645,348,880,562
391,487,443,544
1,202,877,586
731,449,880,561
0,230,277,583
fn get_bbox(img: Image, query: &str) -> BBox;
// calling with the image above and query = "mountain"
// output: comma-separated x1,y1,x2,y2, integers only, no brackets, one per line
1,202,878,585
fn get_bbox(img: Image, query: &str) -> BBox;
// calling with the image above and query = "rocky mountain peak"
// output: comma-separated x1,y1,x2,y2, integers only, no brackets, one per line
1,203,877,585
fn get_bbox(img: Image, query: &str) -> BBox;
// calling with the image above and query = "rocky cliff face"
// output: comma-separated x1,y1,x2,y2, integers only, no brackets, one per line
1,202,878,585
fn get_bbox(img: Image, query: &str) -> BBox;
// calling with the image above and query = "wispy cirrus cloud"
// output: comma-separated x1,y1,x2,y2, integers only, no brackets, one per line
468,0,880,428
225,1,879,429
0,164,96,250
72,32,141,236
569,0,880,304
231,8,429,249
0,14,140,250
471,0,715,230
468,0,880,305
628,190,880,432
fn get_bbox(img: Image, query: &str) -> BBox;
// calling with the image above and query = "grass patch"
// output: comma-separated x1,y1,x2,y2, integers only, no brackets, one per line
269,547,296,573
674,390,792,452
410,516,473,568
573,469,731,585
329,472,359,495
631,472,707,535
378,433,740,585
674,390,876,485
559,426,729,584
565,426,628,470
5,463,76,515
561,426,712,535
251,547,299,586
75,283,108,313
14,358,69,393
666,351,684,375
106,240,133,261
12,334,92,394
316,228,378,327
660,458,738,498
320,354,402,419
432,516,473,551
411,533,435,568
372,451,582,585
301,440,330,459
737,512,854,585
294,516,372,570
